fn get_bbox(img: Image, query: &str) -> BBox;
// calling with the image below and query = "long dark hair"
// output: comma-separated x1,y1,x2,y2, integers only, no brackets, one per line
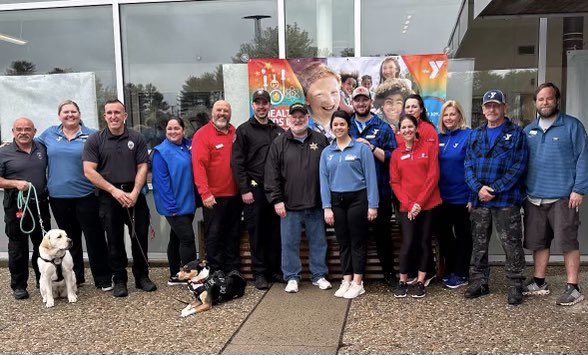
404,94,432,125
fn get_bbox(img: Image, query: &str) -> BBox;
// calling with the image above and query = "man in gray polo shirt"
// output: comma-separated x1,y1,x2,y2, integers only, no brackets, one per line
83,99,156,297
0,117,51,300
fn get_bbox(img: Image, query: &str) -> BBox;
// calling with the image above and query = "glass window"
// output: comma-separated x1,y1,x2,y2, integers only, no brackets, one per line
0,6,116,124
120,0,277,147
362,0,462,56
285,0,354,57
453,17,539,128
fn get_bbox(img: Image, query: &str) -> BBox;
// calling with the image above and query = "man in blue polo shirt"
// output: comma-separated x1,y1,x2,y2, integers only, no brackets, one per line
349,86,398,286
522,82,588,306
0,117,51,300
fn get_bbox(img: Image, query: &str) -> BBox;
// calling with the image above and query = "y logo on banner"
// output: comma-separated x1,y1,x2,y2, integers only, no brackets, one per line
428,60,445,79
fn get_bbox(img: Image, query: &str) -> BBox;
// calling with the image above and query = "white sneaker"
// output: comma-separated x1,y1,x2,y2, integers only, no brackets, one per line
312,277,332,290
343,281,365,299
334,280,351,297
284,279,298,293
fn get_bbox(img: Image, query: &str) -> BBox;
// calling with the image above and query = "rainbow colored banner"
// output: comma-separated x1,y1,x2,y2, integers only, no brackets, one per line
248,55,447,129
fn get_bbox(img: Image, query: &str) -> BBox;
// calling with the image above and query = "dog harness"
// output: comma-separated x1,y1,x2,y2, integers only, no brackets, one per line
39,255,65,282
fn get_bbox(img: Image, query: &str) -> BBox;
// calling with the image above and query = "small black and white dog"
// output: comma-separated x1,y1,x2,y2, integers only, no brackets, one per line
176,260,246,317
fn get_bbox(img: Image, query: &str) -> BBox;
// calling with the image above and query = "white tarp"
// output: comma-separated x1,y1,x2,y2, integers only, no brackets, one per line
0,72,98,142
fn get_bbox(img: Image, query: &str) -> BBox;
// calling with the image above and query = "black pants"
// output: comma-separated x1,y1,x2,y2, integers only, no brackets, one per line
398,210,434,275
97,191,150,284
332,189,368,276
4,197,51,290
243,184,281,278
165,214,197,277
407,207,438,278
437,203,472,278
370,194,395,277
50,194,111,285
203,196,242,273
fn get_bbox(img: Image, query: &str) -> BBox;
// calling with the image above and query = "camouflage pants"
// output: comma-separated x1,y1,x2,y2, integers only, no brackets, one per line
470,206,525,286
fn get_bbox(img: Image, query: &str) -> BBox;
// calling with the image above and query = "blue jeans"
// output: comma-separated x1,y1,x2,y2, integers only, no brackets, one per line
280,208,328,282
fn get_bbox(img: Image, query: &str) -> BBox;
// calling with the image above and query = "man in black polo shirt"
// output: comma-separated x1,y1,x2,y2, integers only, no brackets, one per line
82,99,156,297
0,117,51,300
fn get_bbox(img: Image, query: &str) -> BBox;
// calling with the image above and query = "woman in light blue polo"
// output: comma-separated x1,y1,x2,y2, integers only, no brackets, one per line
37,100,111,290
437,100,472,289
320,110,378,299
152,117,197,285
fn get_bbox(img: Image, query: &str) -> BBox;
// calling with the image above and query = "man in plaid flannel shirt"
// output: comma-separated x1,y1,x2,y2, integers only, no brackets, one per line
463,89,528,305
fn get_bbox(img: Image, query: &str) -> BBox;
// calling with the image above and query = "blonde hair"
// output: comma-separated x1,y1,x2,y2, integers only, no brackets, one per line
438,100,468,134
58,99,80,115
298,63,341,95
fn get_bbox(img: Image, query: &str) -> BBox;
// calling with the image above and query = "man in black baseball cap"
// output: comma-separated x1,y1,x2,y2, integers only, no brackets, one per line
231,89,284,290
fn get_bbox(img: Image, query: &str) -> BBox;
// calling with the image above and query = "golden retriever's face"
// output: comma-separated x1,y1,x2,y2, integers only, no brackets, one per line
41,229,72,251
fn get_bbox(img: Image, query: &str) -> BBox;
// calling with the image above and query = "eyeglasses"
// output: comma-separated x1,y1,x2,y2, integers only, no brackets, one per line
13,127,34,133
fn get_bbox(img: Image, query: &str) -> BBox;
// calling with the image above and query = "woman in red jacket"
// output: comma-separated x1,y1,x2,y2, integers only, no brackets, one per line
390,114,442,298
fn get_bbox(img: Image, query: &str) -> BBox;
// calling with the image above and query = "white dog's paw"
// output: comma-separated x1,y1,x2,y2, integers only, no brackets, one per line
68,294,78,303
180,305,197,318
42,296,47,303
46,299,55,308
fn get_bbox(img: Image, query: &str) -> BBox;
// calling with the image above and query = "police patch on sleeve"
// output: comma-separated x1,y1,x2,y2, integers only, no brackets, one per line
128,140,135,150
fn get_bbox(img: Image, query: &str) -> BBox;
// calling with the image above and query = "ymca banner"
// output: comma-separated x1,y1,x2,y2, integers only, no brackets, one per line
247,55,447,130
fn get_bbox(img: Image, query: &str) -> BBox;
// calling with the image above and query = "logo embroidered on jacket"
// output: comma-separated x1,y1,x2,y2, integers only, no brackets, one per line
504,133,512,141
309,142,318,150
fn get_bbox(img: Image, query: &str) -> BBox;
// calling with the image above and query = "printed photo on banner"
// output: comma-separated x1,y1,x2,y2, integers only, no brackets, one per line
247,55,447,130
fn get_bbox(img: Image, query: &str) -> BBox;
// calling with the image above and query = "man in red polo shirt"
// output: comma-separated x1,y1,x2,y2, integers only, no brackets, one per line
192,100,242,274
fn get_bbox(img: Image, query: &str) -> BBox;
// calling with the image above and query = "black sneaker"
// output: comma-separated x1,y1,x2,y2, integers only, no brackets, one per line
270,273,286,284
13,288,29,300
167,276,188,286
113,282,128,297
507,285,523,305
136,277,157,292
464,283,490,299
394,281,408,298
412,281,426,298
255,275,269,290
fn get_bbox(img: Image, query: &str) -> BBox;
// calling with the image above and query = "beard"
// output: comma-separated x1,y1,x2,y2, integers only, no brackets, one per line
537,105,558,118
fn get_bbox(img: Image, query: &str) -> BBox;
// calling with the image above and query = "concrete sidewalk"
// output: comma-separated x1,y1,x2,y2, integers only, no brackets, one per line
1,266,588,354
222,281,348,355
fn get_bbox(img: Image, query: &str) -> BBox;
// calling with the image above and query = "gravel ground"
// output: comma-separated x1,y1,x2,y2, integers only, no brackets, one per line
341,266,588,355
0,267,264,355
2,265,588,355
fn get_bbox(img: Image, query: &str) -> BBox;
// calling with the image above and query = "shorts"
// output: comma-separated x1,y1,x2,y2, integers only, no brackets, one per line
523,198,580,253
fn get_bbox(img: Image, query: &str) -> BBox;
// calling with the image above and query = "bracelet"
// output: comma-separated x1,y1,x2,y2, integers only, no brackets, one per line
371,145,376,152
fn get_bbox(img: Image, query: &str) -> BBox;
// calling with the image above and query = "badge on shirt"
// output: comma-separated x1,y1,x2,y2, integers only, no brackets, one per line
309,142,318,151
401,154,410,160
36,152,43,160
529,130,538,136
128,141,135,150
215,143,224,149
553,137,559,141
344,154,357,161
439,143,445,147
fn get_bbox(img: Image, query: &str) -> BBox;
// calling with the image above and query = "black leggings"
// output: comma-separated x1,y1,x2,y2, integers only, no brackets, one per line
398,210,434,275
331,189,368,275
437,203,472,278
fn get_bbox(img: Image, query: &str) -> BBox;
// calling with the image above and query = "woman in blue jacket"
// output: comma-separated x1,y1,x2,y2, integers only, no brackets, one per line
320,110,378,299
152,117,197,285
437,100,472,289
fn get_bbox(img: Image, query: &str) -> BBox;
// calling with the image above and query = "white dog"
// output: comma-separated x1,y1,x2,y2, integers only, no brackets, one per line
37,229,77,308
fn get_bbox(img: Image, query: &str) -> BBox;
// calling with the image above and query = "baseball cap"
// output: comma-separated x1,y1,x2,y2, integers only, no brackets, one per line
482,89,506,105
352,86,371,100
289,102,308,115
252,89,271,102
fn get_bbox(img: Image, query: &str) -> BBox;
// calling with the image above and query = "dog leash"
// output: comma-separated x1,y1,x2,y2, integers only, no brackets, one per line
125,206,150,267
17,182,47,235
